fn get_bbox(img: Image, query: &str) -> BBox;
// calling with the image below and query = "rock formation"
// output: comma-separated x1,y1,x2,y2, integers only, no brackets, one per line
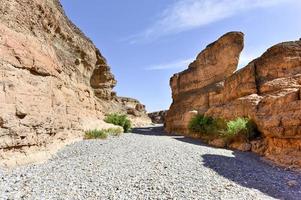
0,0,150,167
148,110,167,124
165,32,301,168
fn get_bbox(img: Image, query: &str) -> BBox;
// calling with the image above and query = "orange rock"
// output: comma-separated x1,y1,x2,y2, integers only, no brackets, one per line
165,32,301,168
229,142,251,152
209,139,227,148
165,32,244,134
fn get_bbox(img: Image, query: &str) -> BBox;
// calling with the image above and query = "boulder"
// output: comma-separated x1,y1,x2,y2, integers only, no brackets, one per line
208,139,227,148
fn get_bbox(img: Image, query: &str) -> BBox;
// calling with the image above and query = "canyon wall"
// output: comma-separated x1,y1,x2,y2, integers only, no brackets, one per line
165,32,301,168
148,110,167,124
0,0,150,167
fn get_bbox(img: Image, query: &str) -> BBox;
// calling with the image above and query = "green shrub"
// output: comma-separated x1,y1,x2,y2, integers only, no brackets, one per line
107,127,124,136
84,127,124,139
104,113,132,133
226,118,248,135
224,117,257,140
84,129,108,139
188,115,215,134
188,115,258,141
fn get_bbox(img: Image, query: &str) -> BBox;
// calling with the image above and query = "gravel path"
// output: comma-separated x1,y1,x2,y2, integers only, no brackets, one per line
0,126,300,200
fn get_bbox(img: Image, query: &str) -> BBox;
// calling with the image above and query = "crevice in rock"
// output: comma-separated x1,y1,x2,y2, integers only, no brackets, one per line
15,55,22,64
2,144,38,151
16,113,26,119
253,62,261,95
9,62,53,78
29,69,51,77
16,107,27,119
0,117,4,127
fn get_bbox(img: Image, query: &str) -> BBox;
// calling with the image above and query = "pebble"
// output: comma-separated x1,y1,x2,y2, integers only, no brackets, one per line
0,126,300,199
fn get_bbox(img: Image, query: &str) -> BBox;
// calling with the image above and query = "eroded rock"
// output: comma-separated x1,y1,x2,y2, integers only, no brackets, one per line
148,110,167,124
208,139,226,148
166,32,244,134
165,32,301,168
0,0,151,167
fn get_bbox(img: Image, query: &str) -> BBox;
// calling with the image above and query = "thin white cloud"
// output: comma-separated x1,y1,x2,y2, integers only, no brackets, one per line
129,0,295,43
146,49,265,71
145,58,193,70
238,47,267,68
238,53,257,68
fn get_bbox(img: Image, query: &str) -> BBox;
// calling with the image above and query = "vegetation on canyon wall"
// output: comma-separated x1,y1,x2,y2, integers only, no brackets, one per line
165,31,301,167
188,115,258,146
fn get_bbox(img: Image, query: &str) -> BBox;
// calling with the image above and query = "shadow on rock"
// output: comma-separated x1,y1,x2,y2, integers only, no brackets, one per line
202,152,301,200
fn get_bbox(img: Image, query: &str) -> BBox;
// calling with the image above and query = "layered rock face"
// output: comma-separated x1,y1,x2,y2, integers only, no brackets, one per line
165,32,301,168
166,32,244,133
0,0,150,167
117,97,150,125
148,110,167,124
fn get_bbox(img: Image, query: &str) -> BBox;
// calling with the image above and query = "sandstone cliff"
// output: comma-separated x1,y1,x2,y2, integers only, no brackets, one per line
165,32,301,168
0,0,150,167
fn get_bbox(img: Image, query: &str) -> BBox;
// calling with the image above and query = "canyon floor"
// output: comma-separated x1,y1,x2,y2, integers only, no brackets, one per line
0,126,300,200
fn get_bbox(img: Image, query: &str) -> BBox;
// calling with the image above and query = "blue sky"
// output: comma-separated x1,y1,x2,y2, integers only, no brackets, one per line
60,0,301,112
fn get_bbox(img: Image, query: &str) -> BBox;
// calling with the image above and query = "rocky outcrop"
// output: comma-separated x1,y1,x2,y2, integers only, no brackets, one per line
0,0,150,167
148,110,167,124
166,32,244,133
165,32,301,168
116,97,151,126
